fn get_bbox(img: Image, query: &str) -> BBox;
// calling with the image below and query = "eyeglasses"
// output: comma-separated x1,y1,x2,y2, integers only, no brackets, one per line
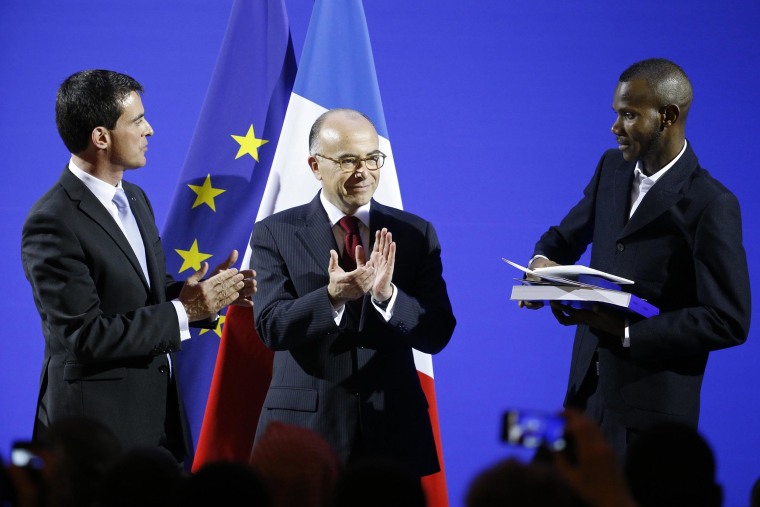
315,152,386,172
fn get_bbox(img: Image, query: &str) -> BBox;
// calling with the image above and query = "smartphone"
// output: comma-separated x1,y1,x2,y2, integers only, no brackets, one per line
501,409,567,452
10,441,44,470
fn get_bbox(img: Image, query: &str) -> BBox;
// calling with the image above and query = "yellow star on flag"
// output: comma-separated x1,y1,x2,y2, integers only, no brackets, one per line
188,174,226,211
175,239,213,273
199,314,225,338
231,124,269,161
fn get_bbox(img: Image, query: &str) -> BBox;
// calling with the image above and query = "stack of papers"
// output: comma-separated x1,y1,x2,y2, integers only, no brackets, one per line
504,259,658,318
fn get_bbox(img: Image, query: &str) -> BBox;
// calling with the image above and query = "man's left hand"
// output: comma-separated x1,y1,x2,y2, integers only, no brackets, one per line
368,228,395,302
209,249,256,308
549,302,625,337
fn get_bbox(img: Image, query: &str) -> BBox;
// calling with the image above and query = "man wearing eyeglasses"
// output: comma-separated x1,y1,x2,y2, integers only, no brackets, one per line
249,108,456,477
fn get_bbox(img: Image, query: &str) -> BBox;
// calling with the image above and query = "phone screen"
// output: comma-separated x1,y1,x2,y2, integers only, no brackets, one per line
502,409,567,451
11,442,44,470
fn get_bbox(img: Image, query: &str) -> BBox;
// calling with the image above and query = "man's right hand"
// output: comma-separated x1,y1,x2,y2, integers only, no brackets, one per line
326,249,375,309
517,256,560,310
179,261,246,322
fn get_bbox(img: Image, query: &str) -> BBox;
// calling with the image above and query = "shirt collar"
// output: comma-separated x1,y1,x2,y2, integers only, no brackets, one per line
68,159,124,210
319,191,371,228
634,139,688,184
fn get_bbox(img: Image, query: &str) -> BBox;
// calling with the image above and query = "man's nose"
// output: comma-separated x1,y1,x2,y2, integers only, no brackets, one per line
353,161,369,176
611,117,622,136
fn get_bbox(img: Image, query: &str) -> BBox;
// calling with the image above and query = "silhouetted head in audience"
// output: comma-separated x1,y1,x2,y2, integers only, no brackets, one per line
750,475,760,507
98,447,184,507
177,461,269,507
332,456,426,507
465,457,585,507
624,422,722,507
250,421,342,507
39,416,123,507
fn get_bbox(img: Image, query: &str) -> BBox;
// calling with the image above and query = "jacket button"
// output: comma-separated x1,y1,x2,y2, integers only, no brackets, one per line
158,365,169,374
616,243,625,252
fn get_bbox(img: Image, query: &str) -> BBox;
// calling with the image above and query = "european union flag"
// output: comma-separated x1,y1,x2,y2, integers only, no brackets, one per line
160,0,296,466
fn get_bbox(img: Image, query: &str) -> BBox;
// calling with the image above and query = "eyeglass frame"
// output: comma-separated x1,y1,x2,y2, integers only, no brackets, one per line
314,152,387,172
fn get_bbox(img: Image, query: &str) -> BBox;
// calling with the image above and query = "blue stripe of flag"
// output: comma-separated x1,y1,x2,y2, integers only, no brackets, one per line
294,0,389,139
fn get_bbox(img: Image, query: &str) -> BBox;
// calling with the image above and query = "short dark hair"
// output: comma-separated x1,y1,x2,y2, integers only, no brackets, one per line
619,58,693,115
55,69,144,154
308,108,376,154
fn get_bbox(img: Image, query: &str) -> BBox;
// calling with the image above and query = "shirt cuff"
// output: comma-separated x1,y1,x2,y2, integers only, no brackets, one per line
333,305,344,326
372,284,396,322
622,318,630,348
172,300,191,341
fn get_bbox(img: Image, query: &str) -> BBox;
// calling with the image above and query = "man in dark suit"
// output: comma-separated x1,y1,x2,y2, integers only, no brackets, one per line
250,108,456,477
22,69,256,462
521,58,751,455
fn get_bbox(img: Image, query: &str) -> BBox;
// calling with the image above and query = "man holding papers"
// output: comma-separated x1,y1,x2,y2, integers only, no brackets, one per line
520,58,750,456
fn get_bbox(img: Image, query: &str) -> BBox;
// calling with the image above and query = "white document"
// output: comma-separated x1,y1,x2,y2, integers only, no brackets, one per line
531,265,634,285
502,259,634,286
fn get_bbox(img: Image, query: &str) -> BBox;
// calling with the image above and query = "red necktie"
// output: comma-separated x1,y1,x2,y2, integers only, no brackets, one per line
338,215,361,272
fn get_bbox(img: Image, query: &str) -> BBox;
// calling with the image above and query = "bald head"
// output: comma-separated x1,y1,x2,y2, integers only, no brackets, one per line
309,108,376,155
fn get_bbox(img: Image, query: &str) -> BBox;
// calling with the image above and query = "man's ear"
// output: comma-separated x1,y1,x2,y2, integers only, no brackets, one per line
660,104,680,128
308,156,322,181
91,126,109,150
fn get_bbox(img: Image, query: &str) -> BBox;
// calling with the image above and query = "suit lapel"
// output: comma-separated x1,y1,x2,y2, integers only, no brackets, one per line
60,170,152,293
296,195,341,271
613,160,635,232
619,144,697,239
368,199,393,250
123,185,161,298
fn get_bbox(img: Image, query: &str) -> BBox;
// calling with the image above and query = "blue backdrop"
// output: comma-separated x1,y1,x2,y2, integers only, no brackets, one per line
2,1,758,506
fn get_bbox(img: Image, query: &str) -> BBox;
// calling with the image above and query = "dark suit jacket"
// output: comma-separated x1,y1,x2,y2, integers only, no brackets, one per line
22,167,188,457
534,143,750,450
250,194,456,476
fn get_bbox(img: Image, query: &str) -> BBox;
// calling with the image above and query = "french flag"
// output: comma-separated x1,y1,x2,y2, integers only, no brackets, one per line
193,0,450,504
